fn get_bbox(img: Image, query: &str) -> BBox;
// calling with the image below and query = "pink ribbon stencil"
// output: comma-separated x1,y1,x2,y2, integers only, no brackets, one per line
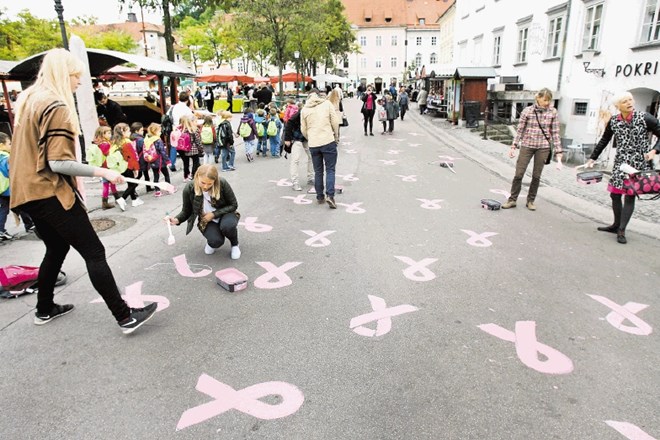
605,421,657,440
349,295,418,337
378,160,397,165
281,195,313,205
253,262,302,289
461,229,498,247
490,188,527,199
588,295,652,336
437,155,462,161
408,143,421,147
407,132,424,137
478,321,574,375
91,281,169,311
395,256,438,282
395,175,417,182
337,173,360,181
385,138,405,141
341,141,352,146
336,202,366,214
173,254,213,278
301,230,335,247
268,179,292,187
387,149,403,155
239,217,273,233
176,374,304,430
416,198,444,209
344,149,358,154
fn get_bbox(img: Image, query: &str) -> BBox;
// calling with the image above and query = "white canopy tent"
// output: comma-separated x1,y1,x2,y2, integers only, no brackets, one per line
312,73,352,85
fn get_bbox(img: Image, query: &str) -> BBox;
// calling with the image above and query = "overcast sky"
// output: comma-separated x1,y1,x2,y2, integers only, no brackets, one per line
5,0,163,25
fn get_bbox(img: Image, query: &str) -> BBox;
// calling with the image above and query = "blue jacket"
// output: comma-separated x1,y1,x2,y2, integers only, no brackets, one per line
0,151,10,196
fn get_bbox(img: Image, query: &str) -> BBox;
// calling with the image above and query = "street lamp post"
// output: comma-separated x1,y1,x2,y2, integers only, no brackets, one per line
54,0,69,50
294,50,300,100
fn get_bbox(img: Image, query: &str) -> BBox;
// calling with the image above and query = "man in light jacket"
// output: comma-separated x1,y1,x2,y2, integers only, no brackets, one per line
301,89,340,209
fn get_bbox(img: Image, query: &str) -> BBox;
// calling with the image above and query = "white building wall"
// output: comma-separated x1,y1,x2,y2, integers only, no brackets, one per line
407,29,443,74
346,27,407,88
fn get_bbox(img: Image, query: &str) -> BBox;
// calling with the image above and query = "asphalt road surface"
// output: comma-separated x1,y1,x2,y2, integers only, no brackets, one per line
1,98,658,440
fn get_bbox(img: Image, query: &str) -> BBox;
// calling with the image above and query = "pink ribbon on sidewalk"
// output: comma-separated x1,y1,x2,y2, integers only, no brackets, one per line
349,295,418,337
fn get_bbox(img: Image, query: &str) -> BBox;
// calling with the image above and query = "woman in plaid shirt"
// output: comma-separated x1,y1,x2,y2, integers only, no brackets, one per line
502,88,563,211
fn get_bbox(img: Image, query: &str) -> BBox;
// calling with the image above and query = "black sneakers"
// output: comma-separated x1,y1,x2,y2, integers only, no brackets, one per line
118,303,158,334
326,197,337,209
34,303,75,325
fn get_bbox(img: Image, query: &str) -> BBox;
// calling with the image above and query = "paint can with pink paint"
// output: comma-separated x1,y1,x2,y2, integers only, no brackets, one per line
215,268,248,292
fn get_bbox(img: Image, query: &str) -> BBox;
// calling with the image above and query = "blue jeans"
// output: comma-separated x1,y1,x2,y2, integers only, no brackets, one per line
310,141,338,199
269,136,280,156
221,147,236,170
257,136,268,154
168,143,178,170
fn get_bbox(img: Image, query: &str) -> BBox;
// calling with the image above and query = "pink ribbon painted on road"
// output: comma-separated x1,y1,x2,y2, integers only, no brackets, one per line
416,198,444,209
239,217,273,233
489,188,527,199
478,321,574,375
253,261,302,289
588,295,652,336
378,160,397,165
301,230,335,247
336,202,366,214
605,421,657,440
387,149,403,155
173,254,213,278
268,179,293,187
281,195,313,205
349,295,418,337
91,281,169,311
408,143,421,147
344,149,358,154
337,173,360,181
176,374,304,430
395,174,417,182
394,256,438,282
461,229,498,247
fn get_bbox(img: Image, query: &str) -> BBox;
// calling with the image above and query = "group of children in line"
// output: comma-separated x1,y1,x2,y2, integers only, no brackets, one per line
0,132,35,241
237,101,292,162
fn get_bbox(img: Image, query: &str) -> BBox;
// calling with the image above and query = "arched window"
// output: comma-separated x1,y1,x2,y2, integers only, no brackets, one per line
415,53,423,67
430,53,437,64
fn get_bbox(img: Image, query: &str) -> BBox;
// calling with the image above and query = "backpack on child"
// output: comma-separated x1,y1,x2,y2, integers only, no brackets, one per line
172,126,191,152
142,136,159,163
201,125,214,144
106,147,128,173
256,121,266,137
238,122,252,138
266,119,278,137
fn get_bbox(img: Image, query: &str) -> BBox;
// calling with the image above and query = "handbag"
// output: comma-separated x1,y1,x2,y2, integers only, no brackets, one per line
622,170,660,200
340,114,349,127
533,110,554,165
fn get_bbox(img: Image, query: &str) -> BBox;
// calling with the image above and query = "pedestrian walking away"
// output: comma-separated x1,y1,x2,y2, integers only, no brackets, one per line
283,105,313,191
585,91,660,244
502,88,564,211
361,86,378,136
8,49,157,334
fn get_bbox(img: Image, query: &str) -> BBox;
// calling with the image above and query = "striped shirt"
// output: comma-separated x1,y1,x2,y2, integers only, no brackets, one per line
512,104,562,153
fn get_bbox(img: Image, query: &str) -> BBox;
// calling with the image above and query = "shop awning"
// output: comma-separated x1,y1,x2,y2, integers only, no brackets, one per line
454,67,497,79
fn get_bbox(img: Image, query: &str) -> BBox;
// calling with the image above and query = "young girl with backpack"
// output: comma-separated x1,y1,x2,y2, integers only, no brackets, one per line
267,108,283,157
217,111,236,171
130,122,152,193
143,123,172,197
179,115,203,180
112,123,142,210
200,115,216,165
253,108,268,156
237,109,257,162
91,126,123,210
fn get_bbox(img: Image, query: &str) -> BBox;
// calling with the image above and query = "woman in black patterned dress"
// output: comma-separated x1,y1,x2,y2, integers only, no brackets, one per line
586,92,660,244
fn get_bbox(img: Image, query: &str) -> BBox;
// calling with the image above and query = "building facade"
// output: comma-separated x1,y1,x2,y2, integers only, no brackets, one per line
454,0,660,149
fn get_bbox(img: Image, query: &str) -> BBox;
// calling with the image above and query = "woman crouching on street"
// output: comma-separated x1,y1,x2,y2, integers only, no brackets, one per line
586,92,660,244
167,164,241,258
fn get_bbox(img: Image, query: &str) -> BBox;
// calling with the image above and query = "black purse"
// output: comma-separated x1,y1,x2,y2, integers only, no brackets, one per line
534,110,554,165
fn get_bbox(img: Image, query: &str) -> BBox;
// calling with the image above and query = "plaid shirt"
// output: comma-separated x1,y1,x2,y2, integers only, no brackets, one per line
513,104,562,153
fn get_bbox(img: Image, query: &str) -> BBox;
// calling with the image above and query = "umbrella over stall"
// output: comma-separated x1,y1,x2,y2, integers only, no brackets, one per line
270,72,312,83
196,68,254,83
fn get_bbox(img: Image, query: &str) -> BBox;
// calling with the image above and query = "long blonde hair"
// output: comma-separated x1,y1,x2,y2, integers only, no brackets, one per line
14,48,84,136
180,115,197,133
193,164,221,198
328,88,342,109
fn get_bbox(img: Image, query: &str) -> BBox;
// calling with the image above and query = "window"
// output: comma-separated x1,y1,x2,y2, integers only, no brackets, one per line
516,27,529,63
343,58,349,68
457,40,467,64
237,61,244,72
419,18,426,25
473,35,483,65
430,53,437,64
376,36,382,46
582,3,603,50
360,36,367,47
360,57,367,69
546,16,563,57
415,53,423,67
391,35,398,46
391,57,398,68
492,33,502,65
416,36,422,46
375,58,382,68
431,36,437,46
573,101,588,115
641,0,660,43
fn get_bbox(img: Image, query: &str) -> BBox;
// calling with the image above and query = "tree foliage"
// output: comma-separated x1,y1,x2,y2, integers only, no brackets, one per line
0,10,62,60
77,30,139,53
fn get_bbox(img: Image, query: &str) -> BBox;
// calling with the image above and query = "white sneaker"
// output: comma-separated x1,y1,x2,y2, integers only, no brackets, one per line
115,197,126,211
131,198,144,207
204,244,216,255
292,184,302,191
230,245,241,260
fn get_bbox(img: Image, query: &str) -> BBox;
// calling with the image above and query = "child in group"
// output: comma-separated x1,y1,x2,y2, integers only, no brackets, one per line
237,109,257,162
112,123,142,210
0,132,35,240
180,115,203,180
167,164,241,259
92,125,122,210
217,111,236,171
267,107,283,157
143,123,171,197
199,115,217,165
253,108,268,156
381,94,397,135
130,122,152,193
283,98,298,123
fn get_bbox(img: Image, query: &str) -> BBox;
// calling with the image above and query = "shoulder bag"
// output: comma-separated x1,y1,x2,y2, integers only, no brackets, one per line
533,110,554,165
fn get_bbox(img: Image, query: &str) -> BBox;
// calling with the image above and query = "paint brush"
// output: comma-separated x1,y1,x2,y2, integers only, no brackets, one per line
165,216,175,245
123,177,176,194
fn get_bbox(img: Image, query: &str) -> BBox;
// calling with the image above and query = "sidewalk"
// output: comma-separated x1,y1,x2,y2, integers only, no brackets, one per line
406,106,660,240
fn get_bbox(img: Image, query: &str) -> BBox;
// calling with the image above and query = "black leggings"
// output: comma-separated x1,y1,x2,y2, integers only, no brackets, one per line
19,197,130,321
121,169,139,200
178,151,200,179
202,213,240,248
610,193,636,232
363,110,375,134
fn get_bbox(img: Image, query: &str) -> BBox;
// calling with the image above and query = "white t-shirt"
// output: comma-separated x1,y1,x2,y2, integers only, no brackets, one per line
171,101,194,126
203,191,220,223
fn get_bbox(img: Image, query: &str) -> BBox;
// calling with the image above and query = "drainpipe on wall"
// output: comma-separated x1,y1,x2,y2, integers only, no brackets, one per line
556,0,573,92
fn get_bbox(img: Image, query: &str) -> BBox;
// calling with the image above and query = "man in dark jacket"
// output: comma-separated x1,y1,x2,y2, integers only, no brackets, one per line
96,94,127,128
283,107,313,191
253,83,273,107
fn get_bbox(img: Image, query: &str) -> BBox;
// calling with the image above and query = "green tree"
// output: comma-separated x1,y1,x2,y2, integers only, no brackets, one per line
0,10,61,60
78,30,139,53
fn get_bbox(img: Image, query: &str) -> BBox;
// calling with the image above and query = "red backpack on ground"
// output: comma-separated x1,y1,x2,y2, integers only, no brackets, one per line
0,266,67,298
